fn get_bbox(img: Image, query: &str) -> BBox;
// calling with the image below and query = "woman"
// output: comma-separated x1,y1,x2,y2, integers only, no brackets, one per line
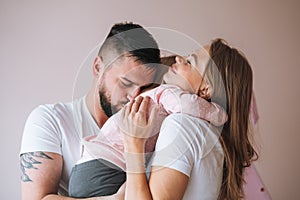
121,38,258,200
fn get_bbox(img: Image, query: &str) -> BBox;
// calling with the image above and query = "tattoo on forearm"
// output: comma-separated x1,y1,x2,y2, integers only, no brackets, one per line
20,152,53,182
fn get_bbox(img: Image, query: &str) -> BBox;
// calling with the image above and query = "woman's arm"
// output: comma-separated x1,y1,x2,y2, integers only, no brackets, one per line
121,96,189,200
126,163,189,200
149,167,189,200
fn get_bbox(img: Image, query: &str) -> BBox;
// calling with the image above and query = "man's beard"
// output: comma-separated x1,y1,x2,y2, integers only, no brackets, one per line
99,88,118,118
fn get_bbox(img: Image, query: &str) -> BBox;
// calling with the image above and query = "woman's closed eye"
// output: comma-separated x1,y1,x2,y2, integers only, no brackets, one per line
186,55,193,65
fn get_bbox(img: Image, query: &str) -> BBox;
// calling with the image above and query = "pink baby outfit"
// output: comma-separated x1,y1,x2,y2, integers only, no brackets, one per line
77,84,228,171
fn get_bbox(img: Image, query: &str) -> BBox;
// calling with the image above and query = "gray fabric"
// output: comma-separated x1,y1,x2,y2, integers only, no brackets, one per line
68,159,126,198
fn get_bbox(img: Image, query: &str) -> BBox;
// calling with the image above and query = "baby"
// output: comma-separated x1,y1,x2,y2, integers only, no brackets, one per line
68,55,228,198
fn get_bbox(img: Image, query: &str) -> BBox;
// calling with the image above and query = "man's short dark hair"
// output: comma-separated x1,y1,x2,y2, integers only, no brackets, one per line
98,22,161,67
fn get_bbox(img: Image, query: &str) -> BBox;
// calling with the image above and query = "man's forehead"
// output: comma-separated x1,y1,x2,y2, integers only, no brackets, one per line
108,55,156,84
122,65,156,84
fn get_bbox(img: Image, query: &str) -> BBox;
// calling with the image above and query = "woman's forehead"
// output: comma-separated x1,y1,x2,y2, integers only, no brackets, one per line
190,45,210,64
193,45,210,56
187,45,211,74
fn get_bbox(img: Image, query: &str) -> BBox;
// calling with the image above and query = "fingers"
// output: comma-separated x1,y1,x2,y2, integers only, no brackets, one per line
139,96,150,114
131,96,150,115
120,96,155,139
132,96,143,113
125,99,135,116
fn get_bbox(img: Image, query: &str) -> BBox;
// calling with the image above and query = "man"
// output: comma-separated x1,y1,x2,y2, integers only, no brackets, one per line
19,22,163,200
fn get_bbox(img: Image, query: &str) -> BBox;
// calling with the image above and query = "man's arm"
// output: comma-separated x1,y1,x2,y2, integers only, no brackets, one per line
20,151,63,200
20,151,124,200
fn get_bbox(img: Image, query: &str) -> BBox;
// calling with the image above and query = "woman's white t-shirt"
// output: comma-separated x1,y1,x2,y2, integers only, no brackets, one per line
20,96,100,195
150,113,224,200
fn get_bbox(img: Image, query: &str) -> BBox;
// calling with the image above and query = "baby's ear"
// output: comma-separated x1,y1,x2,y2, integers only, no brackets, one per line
199,84,212,100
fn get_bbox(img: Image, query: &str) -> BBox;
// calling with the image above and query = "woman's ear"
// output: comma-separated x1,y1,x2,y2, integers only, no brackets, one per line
92,56,103,77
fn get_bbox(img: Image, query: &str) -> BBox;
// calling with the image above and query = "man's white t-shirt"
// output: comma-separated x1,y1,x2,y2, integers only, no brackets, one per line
20,96,100,195
150,113,224,200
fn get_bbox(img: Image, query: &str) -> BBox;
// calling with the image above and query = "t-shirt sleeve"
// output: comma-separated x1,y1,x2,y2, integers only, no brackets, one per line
150,114,204,177
20,105,62,155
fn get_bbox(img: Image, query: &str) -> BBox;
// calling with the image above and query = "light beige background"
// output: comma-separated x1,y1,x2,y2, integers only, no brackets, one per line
1,0,299,199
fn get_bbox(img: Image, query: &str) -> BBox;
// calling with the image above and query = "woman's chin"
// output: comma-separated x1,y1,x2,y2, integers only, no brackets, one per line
162,74,169,84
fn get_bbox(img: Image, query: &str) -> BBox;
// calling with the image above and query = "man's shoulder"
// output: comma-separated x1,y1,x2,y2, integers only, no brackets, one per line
30,97,85,121
33,101,71,116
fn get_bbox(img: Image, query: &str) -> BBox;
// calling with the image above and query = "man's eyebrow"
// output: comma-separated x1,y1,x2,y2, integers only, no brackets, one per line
120,77,139,86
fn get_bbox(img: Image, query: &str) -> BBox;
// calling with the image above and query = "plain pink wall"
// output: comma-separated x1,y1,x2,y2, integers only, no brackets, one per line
1,1,299,199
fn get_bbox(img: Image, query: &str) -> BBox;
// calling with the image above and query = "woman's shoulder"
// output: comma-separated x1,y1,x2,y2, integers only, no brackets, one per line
158,113,223,156
162,113,216,134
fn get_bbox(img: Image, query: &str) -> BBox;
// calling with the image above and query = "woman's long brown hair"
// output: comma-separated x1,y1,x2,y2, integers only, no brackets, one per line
206,39,258,200
161,41,258,199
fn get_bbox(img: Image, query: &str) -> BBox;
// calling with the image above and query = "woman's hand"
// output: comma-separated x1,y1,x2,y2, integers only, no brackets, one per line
118,96,159,153
118,97,190,200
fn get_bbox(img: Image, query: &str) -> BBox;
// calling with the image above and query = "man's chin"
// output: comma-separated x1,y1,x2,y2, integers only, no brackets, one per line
114,104,125,113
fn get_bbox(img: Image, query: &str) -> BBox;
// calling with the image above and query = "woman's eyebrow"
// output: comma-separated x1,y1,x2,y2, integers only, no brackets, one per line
191,53,198,66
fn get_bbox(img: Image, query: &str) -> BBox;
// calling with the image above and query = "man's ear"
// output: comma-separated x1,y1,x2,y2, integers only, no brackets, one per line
93,56,103,77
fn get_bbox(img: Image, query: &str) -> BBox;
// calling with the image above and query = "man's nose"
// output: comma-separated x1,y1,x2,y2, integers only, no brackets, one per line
127,87,141,100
